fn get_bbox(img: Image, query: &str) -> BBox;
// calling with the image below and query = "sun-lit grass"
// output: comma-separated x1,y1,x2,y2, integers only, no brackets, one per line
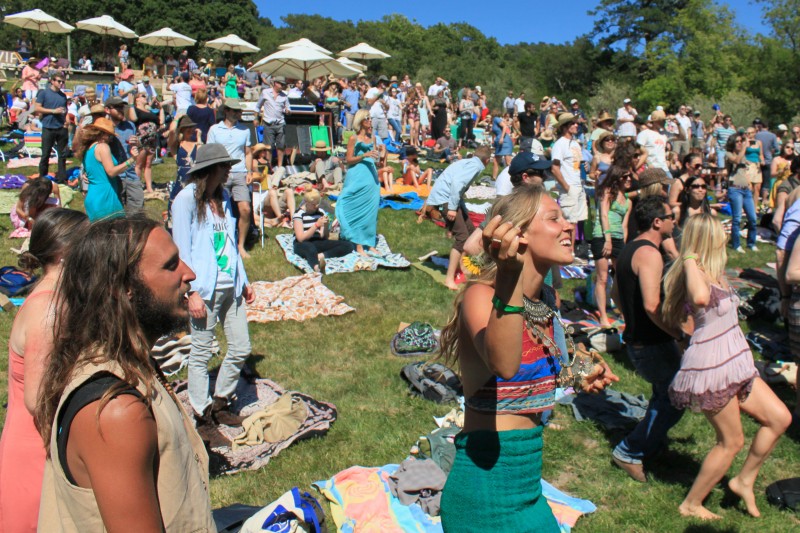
0,154,798,532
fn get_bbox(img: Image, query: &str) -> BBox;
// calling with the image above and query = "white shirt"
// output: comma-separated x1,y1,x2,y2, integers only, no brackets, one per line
514,98,526,113
287,87,303,99
552,136,583,189
170,82,193,111
636,129,669,173
616,106,637,137
676,114,692,140
387,97,402,120
495,167,513,196
427,84,444,97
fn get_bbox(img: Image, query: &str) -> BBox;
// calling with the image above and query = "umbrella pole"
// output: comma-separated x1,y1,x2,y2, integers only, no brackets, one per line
67,35,72,67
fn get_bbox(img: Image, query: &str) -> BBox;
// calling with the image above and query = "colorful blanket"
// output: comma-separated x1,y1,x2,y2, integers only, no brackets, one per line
379,192,425,211
5,157,63,169
380,183,432,198
275,233,410,275
313,465,596,533
0,174,27,189
245,274,355,323
173,376,337,476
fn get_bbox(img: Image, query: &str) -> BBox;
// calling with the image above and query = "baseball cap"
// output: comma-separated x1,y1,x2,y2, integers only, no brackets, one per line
779,124,788,132
623,98,632,104
753,117,763,125
104,96,126,107
570,99,578,105
509,152,552,175
142,76,150,82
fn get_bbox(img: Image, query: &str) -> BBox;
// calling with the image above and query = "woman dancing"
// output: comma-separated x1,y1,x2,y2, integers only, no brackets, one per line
438,184,617,531
662,214,791,520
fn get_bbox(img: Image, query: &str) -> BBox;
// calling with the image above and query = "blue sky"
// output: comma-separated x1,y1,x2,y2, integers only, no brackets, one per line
254,0,769,46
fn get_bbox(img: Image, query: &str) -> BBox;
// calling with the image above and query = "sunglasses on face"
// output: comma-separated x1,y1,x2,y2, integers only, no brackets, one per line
690,183,707,190
658,213,676,220
690,163,703,169
53,79,64,84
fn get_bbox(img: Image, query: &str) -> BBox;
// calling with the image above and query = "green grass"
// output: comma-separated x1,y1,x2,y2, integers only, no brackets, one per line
1,155,799,532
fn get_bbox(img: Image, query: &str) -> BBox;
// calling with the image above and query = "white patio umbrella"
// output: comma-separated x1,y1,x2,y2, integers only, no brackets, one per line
339,42,390,61
206,34,260,54
337,57,366,73
249,45,358,80
75,15,137,38
139,27,195,48
4,9,73,34
278,38,331,56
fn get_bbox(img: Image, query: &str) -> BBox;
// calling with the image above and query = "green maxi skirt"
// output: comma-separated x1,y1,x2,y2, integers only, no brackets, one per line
440,427,559,532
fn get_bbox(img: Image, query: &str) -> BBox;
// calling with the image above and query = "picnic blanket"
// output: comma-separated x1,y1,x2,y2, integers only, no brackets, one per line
6,157,62,169
0,175,27,189
173,376,337,476
464,185,496,200
380,183,432,198
275,233,410,275
245,274,354,323
314,465,595,533
380,192,425,211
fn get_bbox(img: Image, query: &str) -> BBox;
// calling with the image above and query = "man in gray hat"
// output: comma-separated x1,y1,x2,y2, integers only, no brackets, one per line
256,76,290,169
207,99,255,258
105,95,145,211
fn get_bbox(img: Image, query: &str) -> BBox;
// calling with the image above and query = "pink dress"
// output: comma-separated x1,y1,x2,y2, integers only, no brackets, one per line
669,284,759,412
0,291,53,532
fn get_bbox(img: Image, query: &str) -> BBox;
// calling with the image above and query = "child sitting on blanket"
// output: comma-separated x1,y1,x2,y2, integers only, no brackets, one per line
10,177,60,238
252,144,296,229
292,187,355,273
401,147,433,188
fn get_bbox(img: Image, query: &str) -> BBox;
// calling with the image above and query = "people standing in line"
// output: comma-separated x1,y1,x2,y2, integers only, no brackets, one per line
105,96,145,213
612,196,685,483
0,209,88,533
35,215,216,532
438,184,616,532
171,144,255,448
207,99,255,259
426,146,492,290
34,71,69,182
551,113,587,250
256,76,290,169
663,214,790,519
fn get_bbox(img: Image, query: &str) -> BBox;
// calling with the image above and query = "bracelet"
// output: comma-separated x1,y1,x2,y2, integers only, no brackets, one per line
491,295,524,314
682,254,698,262
603,229,612,235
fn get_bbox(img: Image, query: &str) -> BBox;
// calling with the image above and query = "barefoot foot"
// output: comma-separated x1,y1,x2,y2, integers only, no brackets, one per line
729,476,761,517
678,502,721,520
444,280,459,291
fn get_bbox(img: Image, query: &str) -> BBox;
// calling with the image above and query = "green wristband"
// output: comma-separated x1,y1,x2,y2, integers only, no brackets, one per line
492,295,524,314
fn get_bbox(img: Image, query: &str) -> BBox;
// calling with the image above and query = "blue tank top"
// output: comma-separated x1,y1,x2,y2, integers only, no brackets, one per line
745,144,761,164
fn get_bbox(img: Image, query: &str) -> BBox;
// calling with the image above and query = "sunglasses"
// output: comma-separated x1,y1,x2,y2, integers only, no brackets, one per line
690,163,703,169
52,79,64,84
689,184,707,190
658,213,676,220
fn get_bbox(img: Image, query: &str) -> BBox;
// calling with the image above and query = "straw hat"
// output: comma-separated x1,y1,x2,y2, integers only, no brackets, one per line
556,112,577,130
311,140,329,152
89,103,106,115
596,131,616,144
595,111,614,126
650,109,667,122
252,142,269,154
636,168,673,189
89,117,115,136
539,129,555,141
188,144,240,175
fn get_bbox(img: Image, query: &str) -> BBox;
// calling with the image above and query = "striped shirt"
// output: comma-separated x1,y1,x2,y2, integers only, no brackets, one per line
714,126,736,150
293,207,326,239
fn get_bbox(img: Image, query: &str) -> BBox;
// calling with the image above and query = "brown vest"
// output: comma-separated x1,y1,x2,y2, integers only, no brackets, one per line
38,361,217,532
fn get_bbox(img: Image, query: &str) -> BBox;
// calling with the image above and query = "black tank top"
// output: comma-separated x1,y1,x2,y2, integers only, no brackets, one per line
615,239,673,345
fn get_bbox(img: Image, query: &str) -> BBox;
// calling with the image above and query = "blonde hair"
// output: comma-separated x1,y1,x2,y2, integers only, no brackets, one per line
439,184,546,366
638,181,664,199
352,109,371,133
195,87,208,104
661,214,727,329
303,185,321,204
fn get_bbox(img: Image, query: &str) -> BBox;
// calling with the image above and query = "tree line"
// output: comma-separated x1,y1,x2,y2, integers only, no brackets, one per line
2,0,798,126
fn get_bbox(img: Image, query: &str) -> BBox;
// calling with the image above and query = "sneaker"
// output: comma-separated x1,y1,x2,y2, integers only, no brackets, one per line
748,245,759,252
734,246,746,254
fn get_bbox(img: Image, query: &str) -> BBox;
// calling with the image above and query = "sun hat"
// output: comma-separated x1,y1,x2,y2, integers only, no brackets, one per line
556,112,577,129
272,76,286,84
176,115,197,131
377,75,389,83
104,96,126,107
252,142,269,154
188,144,240,175
623,98,632,104
779,124,788,132
595,111,614,125
539,129,555,141
650,109,667,121
89,103,106,114
390,75,398,82
596,131,616,144
509,151,553,175
541,95,550,103
222,99,244,110
570,99,578,105
311,140,330,152
636,168,673,190
89,117,115,136
142,76,150,82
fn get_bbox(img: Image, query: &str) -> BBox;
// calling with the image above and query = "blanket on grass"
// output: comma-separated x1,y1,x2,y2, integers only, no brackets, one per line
275,233,410,275
0,174,27,189
5,157,63,169
379,192,425,211
313,465,595,533
173,376,337,476
380,184,432,198
245,274,354,323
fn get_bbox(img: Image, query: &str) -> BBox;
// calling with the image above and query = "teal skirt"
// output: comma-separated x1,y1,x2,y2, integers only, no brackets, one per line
440,427,558,532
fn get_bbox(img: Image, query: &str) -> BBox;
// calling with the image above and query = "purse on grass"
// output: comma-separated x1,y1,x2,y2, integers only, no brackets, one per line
557,343,609,392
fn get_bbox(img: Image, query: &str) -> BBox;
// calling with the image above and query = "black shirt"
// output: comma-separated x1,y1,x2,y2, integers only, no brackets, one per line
518,112,537,138
616,239,673,346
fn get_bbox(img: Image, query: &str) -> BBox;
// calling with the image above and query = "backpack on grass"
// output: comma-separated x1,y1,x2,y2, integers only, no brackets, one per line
0,266,36,297
766,478,800,512
400,362,462,404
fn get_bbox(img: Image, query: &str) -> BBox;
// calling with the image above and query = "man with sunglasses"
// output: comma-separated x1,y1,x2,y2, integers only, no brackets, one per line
612,195,685,483
34,70,68,182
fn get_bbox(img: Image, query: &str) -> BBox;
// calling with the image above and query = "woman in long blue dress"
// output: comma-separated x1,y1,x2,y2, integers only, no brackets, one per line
336,109,384,254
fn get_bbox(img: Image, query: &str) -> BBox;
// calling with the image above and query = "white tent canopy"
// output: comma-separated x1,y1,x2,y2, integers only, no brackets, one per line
250,45,358,80
206,34,260,54
138,27,195,47
4,9,73,34
339,42,390,60
278,38,331,56
76,15,137,38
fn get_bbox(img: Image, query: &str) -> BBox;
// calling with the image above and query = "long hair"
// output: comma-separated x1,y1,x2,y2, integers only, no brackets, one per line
187,166,223,223
661,214,727,329
678,175,711,226
73,126,108,161
19,209,88,271
18,177,53,214
35,214,161,449
597,165,629,205
439,184,546,367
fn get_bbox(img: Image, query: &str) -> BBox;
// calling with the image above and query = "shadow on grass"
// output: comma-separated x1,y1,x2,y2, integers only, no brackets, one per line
684,525,739,533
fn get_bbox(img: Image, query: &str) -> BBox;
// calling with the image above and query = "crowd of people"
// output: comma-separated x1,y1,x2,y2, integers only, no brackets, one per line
3,43,800,531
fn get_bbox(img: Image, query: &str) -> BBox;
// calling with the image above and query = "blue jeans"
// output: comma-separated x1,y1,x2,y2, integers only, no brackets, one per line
728,186,757,249
388,118,402,142
613,341,684,464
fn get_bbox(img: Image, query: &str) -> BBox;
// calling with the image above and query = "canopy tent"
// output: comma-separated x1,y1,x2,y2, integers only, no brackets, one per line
75,15,137,38
138,27,195,48
278,38,331,56
339,42,390,61
206,34,260,54
249,45,358,80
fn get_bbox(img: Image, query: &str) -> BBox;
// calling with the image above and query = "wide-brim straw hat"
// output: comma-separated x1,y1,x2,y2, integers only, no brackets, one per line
556,112,577,130
636,168,673,189
89,117,115,136
539,129,555,141
595,111,614,125
188,144,240,175
311,140,329,152
252,142,269,154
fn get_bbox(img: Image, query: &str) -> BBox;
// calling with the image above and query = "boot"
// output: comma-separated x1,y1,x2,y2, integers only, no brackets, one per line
194,407,232,449
211,396,246,426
